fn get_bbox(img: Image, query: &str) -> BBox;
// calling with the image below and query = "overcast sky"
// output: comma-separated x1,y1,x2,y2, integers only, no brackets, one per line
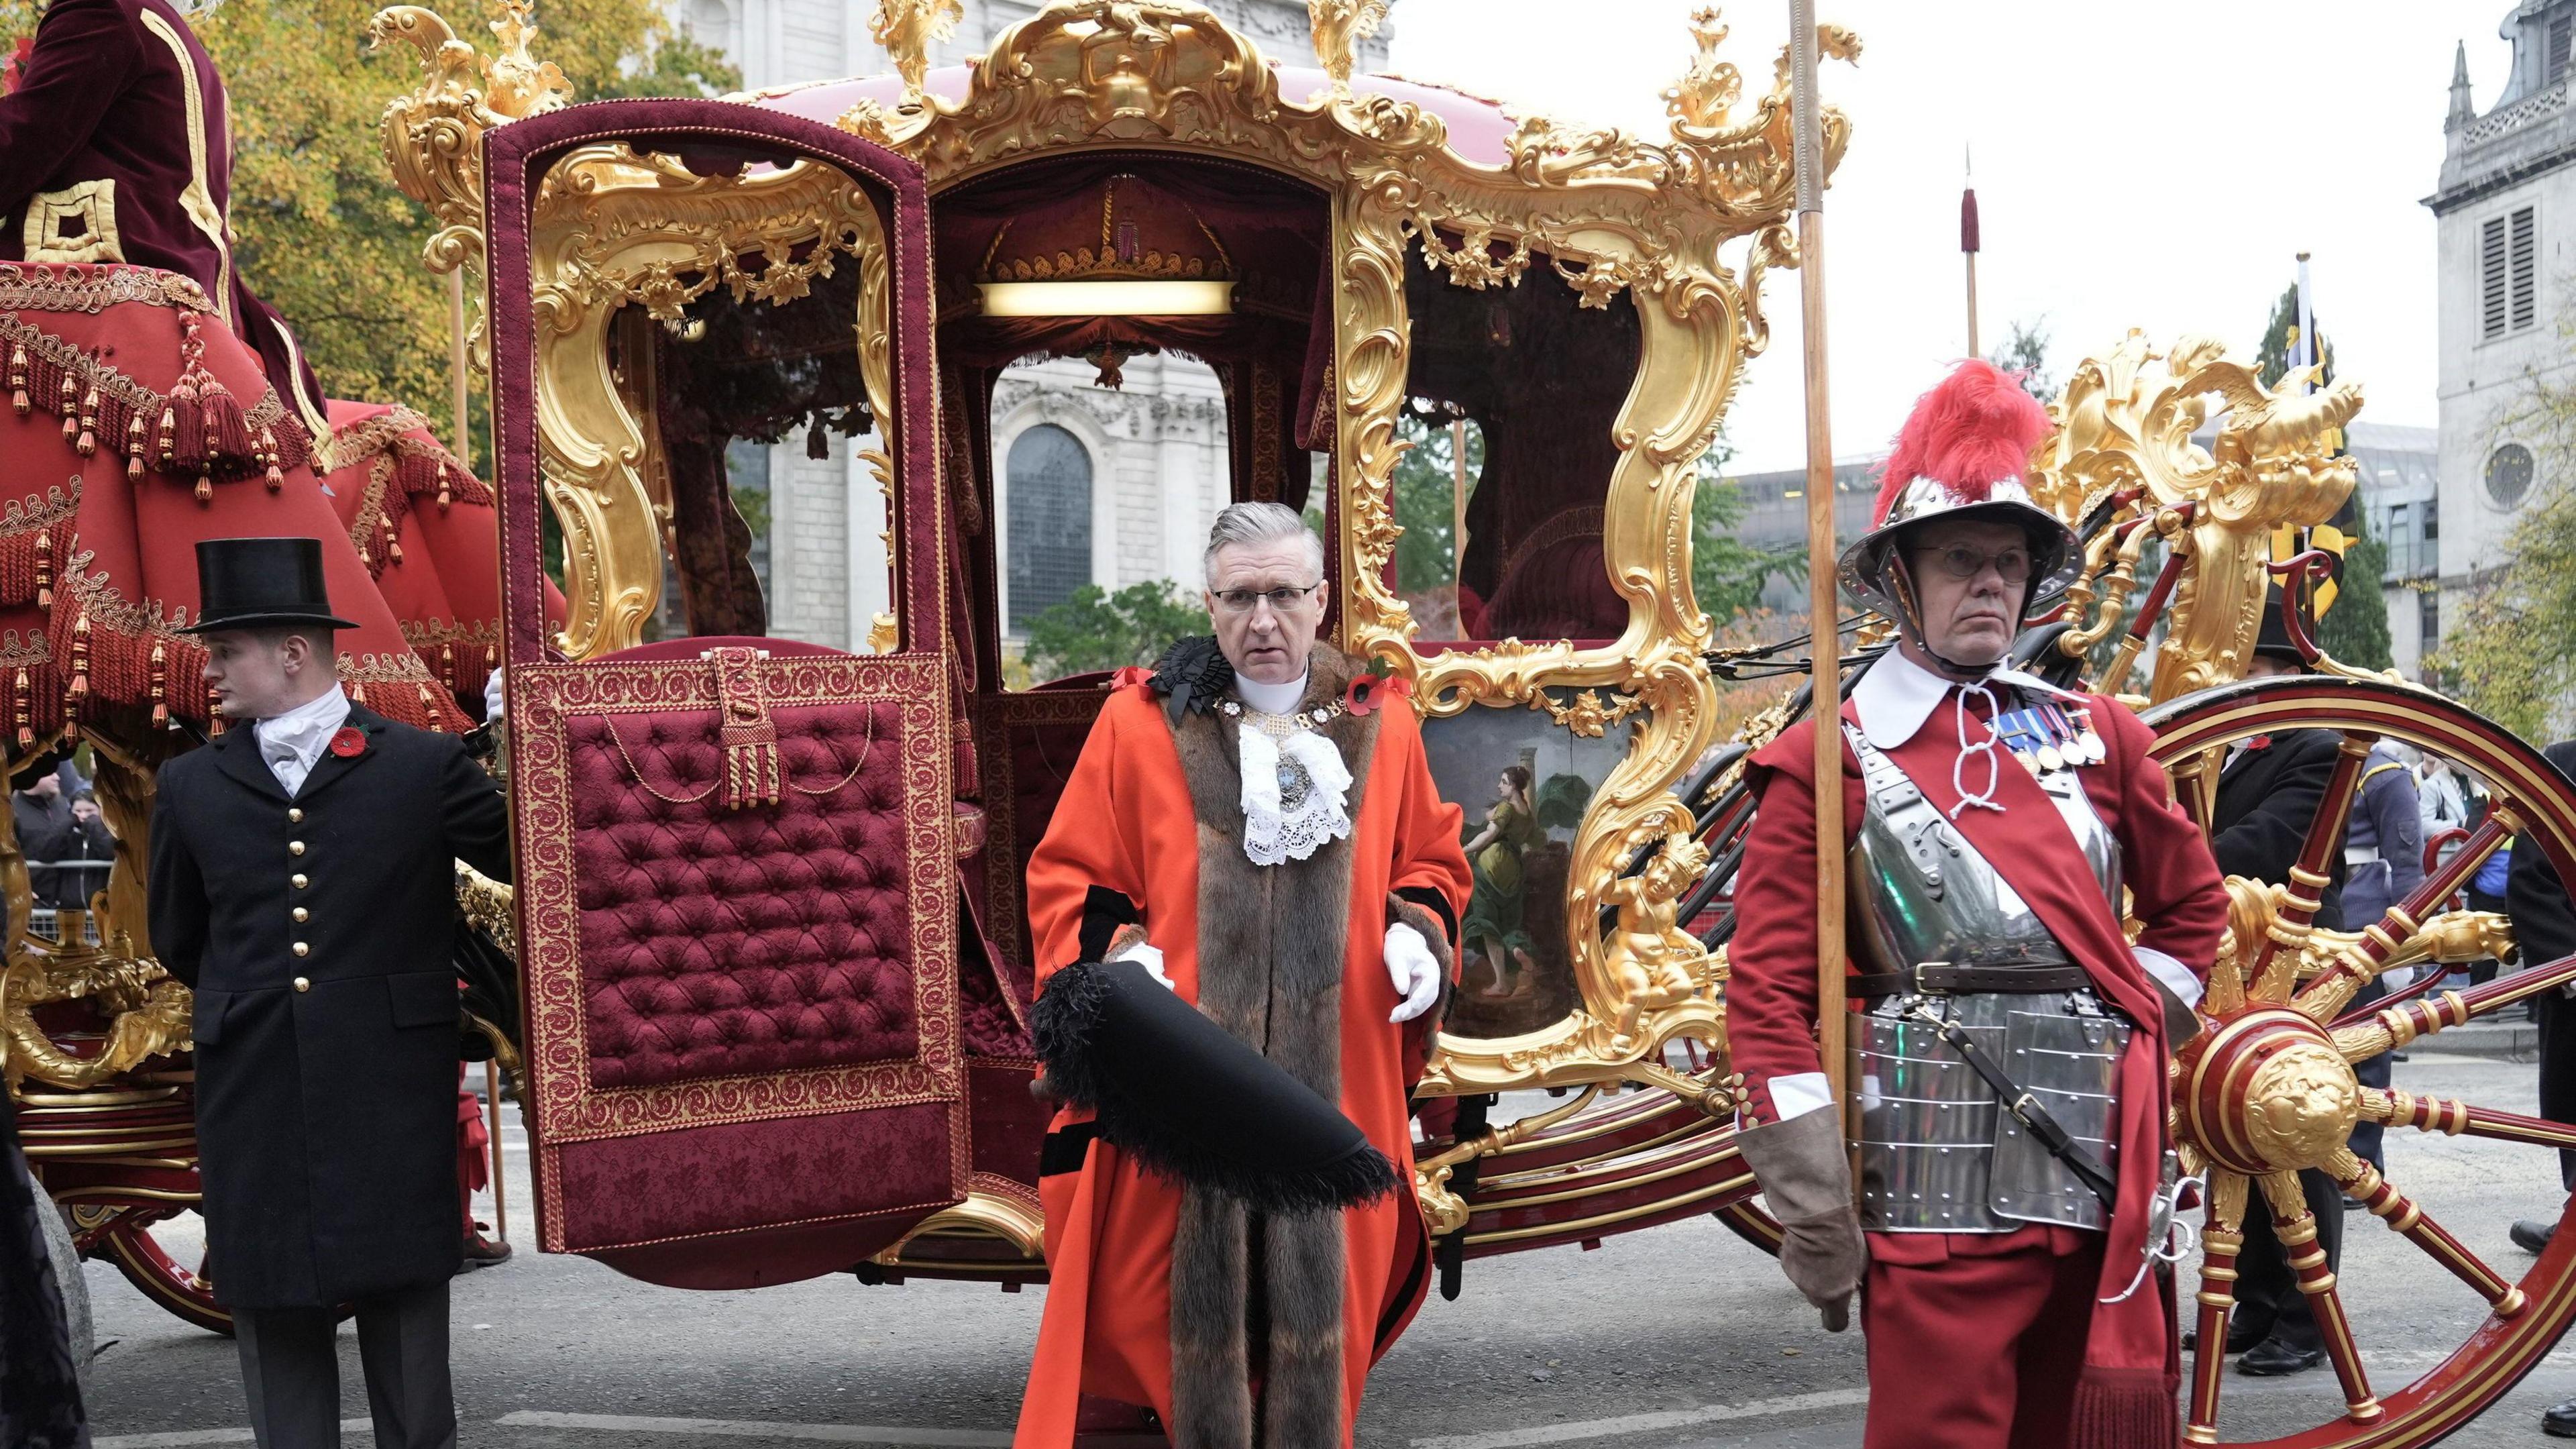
1385,1,2498,475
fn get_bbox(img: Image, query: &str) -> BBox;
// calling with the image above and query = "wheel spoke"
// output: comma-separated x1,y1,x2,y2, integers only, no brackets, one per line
2257,1170,2383,1425
2327,1148,2530,1318
2248,735,2378,1005
2185,1171,2249,1445
2330,950,2576,1060
2361,1085,2576,1155
2297,814,2518,1022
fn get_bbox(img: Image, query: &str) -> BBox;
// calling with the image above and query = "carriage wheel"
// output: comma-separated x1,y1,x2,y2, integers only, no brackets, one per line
2144,675,2576,1447
98,1204,233,1336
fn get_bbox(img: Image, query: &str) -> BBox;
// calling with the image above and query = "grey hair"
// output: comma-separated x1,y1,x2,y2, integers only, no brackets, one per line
1203,500,1326,586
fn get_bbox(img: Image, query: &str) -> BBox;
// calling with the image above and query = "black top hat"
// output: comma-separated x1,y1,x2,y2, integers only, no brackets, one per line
179,538,358,635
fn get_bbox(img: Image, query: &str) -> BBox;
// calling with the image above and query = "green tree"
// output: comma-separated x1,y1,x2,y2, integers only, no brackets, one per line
0,0,739,476
1024,580,1206,680
1987,316,2055,402
1690,431,1803,625
2256,283,2337,390
1391,405,1480,594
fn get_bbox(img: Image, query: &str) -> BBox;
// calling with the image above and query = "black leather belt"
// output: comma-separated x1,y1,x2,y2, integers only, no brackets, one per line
1851,963,2092,998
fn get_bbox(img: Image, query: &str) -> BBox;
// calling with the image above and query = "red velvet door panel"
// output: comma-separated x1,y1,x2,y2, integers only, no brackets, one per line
480,105,963,1288
510,652,963,1283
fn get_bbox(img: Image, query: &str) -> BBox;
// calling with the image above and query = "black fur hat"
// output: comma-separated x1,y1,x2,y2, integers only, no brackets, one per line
1032,959,1399,1214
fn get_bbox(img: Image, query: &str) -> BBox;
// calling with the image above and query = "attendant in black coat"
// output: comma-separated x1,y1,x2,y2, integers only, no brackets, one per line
2507,740,2576,1440
2206,597,2353,1379
148,539,508,1449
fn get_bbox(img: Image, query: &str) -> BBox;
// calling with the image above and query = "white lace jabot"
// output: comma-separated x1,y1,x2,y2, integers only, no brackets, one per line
1229,670,1353,866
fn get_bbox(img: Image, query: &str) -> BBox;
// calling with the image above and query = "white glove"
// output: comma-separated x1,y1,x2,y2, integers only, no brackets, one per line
1385,922,1443,1024
1112,939,1172,989
483,667,506,722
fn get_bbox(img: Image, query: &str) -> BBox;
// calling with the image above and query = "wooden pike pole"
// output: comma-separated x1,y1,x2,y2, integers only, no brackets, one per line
1787,1,1847,1126
1961,152,1981,359
484,1057,509,1244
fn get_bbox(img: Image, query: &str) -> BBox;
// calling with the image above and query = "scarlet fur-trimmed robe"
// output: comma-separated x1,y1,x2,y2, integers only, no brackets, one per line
1012,645,1469,1449
1729,689,2228,1449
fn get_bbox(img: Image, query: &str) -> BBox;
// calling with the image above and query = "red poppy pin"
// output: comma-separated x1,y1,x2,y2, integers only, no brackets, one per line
1343,674,1413,716
2243,735,2273,752
329,726,367,758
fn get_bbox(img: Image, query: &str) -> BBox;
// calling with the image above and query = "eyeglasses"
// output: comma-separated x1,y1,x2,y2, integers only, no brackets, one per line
1212,582,1324,614
1911,545,2035,584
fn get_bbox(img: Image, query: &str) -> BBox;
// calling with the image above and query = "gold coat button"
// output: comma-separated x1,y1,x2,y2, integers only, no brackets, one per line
292,907,309,923
288,841,306,856
288,808,303,823
291,873,309,889
292,942,309,957
293,977,310,992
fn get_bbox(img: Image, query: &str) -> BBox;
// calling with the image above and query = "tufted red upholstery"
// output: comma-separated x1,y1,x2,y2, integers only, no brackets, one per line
568,699,918,1089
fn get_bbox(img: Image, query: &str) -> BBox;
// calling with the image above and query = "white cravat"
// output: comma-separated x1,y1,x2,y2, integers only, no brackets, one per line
256,687,352,796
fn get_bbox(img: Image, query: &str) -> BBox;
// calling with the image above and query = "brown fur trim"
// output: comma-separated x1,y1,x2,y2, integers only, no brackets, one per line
1163,643,1380,1448
1104,922,1150,963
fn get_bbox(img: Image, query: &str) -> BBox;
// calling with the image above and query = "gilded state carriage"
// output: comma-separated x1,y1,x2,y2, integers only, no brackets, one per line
10,0,2576,1442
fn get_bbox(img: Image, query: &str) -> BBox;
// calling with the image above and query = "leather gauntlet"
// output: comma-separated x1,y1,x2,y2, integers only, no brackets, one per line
1733,1106,1868,1332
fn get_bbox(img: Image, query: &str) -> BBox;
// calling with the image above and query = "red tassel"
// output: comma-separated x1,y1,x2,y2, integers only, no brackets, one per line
127,412,147,480
207,683,225,735
65,611,90,721
7,342,26,416
388,537,404,565
2068,1368,2180,1449
150,640,168,729
12,667,28,750
437,462,453,512
156,401,178,466
35,529,52,610
260,427,282,490
194,475,212,503
74,383,98,456
200,381,251,460
350,680,367,706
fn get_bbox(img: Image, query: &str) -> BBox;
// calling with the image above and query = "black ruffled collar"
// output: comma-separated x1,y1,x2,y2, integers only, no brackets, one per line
1148,636,1235,724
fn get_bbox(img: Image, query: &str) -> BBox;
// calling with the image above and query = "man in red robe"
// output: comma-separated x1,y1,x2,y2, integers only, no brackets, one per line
1014,501,1470,1449
1727,360,2232,1449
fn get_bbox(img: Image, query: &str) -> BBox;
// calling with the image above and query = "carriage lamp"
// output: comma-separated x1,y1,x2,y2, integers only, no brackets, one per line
977,279,1235,317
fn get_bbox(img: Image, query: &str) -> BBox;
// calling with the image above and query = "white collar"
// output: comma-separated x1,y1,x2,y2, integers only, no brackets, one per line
1849,648,2080,749
255,686,352,755
1233,669,1309,716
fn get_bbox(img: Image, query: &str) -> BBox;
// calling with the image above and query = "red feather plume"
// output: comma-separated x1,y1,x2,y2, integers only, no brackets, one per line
1873,358,2052,527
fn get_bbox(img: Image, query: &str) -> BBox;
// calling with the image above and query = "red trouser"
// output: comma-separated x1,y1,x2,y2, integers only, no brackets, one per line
1861,1228,2104,1449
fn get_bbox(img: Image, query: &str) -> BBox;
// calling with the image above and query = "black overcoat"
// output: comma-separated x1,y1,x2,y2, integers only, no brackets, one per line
2212,726,2347,932
148,701,509,1309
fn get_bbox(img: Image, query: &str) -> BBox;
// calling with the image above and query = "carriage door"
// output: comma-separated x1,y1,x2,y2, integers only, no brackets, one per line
484,106,963,1287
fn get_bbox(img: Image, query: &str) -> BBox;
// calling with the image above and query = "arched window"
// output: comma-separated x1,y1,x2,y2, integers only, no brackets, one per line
1006,423,1093,631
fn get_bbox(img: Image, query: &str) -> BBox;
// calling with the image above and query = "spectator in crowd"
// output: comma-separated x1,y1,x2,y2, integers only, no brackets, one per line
11,769,70,914
2340,741,2422,1175
44,793,115,914
2418,750,2471,836
2504,741,2576,1438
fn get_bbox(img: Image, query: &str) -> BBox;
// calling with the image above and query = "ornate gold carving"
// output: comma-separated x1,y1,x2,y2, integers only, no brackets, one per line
869,0,962,109
1601,821,1715,1034
1305,0,1387,98
1527,686,1644,739
526,144,894,655
2037,333,2364,702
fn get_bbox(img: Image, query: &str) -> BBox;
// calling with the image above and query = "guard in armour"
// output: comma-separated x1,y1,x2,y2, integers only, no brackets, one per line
1726,360,2233,1449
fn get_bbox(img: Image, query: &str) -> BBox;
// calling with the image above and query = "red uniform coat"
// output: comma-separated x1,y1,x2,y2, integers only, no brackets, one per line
0,0,327,426
1013,657,1469,1449
1729,682,2228,1444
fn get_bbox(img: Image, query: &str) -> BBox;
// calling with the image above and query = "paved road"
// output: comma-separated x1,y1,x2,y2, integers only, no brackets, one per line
75,1054,2576,1447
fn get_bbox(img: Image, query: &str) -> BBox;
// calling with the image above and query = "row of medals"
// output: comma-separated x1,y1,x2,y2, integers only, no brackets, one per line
2000,699,2108,776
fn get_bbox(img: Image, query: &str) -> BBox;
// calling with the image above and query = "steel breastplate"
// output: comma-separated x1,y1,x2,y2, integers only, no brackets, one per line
1839,712,2131,1233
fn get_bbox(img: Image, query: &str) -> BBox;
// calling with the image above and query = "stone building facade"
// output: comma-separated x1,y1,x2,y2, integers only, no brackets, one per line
684,0,1385,653
2427,1,2576,684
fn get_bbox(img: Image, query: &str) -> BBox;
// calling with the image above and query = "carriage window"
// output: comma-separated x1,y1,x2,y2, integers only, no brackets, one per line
1005,423,1095,633
1391,402,1485,640
1399,235,1639,649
